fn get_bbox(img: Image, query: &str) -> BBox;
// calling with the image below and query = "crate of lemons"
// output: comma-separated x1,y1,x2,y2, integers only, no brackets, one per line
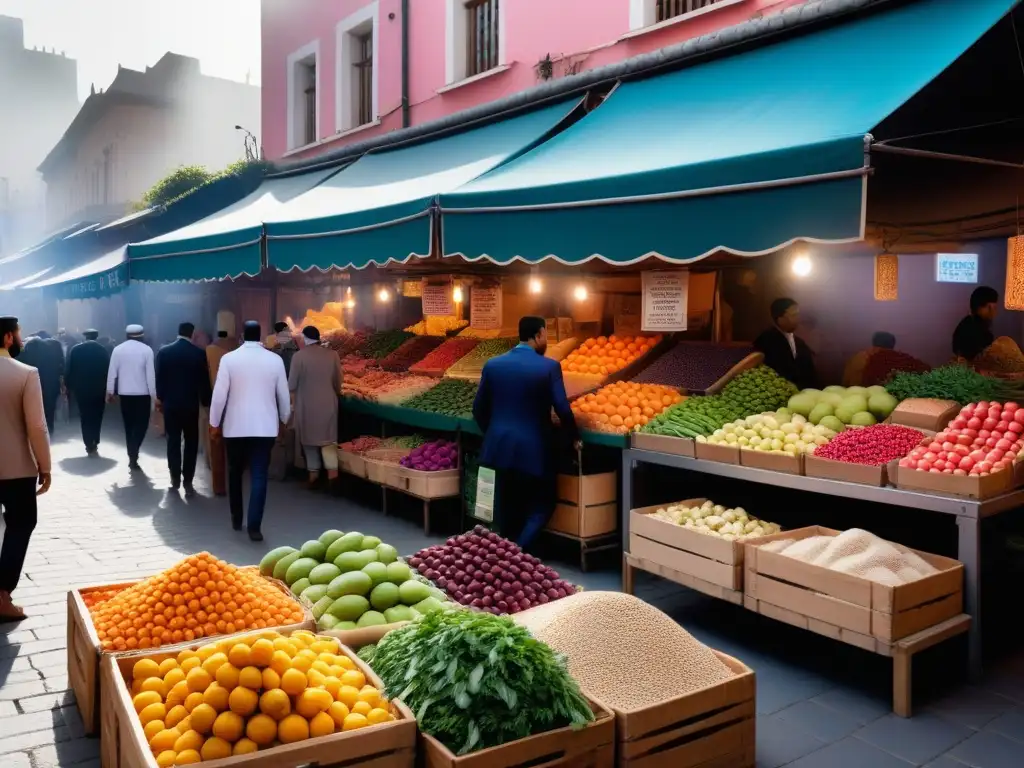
122,629,410,766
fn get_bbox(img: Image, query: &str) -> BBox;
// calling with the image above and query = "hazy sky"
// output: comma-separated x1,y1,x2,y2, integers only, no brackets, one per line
0,0,261,102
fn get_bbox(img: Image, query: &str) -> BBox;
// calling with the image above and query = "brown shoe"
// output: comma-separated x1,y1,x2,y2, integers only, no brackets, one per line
0,591,26,622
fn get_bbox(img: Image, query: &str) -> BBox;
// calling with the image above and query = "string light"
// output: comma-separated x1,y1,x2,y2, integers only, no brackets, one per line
792,253,812,277
573,284,588,301
453,284,464,303
529,276,542,294
377,287,391,302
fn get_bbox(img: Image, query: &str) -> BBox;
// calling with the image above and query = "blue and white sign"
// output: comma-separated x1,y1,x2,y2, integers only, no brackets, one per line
936,253,979,284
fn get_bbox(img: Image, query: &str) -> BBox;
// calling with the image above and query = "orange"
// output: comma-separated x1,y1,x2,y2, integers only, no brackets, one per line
270,650,292,676
336,685,360,709
133,659,161,680
277,714,309,744
133,691,162,714
352,701,372,716
340,670,365,689
164,705,188,729
202,684,229,712
201,736,232,760
281,668,308,696
306,669,326,688
180,657,201,674
185,667,212,694
328,700,351,727
173,730,204,753
227,643,251,669
295,688,333,718
249,638,274,667
144,720,166,742
139,702,167,726
262,668,281,690
259,689,291,721
229,686,259,716
189,703,217,734
175,716,192,734
238,666,263,690
183,692,204,713
367,708,390,725
233,738,259,755
163,668,186,689
357,687,381,708
150,728,179,753
212,711,244,743
155,750,176,768
174,748,201,765
309,711,336,738
215,663,240,690
245,713,277,746
342,712,369,731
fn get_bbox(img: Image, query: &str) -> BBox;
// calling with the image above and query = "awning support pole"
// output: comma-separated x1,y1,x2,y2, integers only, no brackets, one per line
871,143,1024,171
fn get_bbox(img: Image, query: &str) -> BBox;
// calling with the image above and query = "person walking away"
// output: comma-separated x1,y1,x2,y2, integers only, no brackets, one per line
155,323,211,497
473,317,580,550
18,332,64,434
0,317,51,621
66,330,110,454
209,321,291,541
204,330,236,496
753,298,819,390
953,286,998,362
270,322,300,376
106,324,156,471
289,326,342,490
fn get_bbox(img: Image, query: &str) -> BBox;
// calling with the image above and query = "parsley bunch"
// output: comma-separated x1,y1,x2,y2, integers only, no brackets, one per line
373,609,593,754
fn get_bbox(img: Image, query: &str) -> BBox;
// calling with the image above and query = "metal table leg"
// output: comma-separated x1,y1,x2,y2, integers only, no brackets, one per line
957,514,982,681
423,499,430,536
621,449,634,542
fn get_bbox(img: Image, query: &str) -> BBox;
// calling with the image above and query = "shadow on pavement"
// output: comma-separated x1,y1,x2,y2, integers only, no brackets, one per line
59,456,117,477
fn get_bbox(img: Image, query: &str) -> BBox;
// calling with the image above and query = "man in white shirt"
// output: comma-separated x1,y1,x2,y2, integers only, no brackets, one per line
106,324,156,471
209,321,291,542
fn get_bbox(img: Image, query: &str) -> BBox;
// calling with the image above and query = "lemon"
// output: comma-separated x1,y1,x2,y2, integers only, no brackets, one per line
340,670,365,689
201,652,229,678
133,659,161,680
238,666,263,690
176,650,198,666
259,688,291,721
180,657,201,674
306,669,326,688
164,705,188,729
174,748,201,765
172,730,204,753
262,668,281,690
195,644,219,662
352,701,372,716
203,683,230,713
188,703,217,735
175,716,192,735
245,713,277,746
166,681,190,709
229,686,259,717
281,668,307,696
133,691,162,714
228,644,251,669
139,703,167,726
185,668,212,694
309,711,336,738
342,712,369,731
155,750,177,768
311,661,333,676
150,728,180,753
144,720,165,743
289,655,313,674
164,668,187,689
233,738,259,755
272,638,298,656
357,688,381,708
184,693,205,713
201,736,233,760
215,663,240,690
270,650,292,676
295,688,333,718
249,639,274,668
367,708,390,725
212,711,245,743
335,655,356,672
159,658,179,677
336,685,359,708
277,713,309,744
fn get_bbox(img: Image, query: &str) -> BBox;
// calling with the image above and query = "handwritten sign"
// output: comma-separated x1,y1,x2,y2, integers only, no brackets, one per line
422,283,454,316
936,254,979,284
642,271,689,332
470,285,502,330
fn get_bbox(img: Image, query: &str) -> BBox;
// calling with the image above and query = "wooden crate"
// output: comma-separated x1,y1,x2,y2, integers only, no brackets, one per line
803,455,892,487
550,471,618,538
629,501,743,592
325,621,409,648
892,461,1024,500
337,450,367,478
102,629,416,768
739,449,803,475
388,466,460,499
630,432,696,458
420,699,614,768
606,652,755,768
744,526,964,642
68,582,137,736
694,442,740,464
364,449,410,485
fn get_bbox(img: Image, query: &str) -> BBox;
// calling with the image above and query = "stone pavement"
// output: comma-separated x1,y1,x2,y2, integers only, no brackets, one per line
1,418,1024,767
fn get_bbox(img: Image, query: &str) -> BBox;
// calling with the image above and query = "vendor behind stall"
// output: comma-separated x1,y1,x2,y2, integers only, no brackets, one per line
952,286,998,362
753,298,818,389
843,331,895,387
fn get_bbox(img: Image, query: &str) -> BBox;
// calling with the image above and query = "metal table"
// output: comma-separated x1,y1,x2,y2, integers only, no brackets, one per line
621,447,1024,679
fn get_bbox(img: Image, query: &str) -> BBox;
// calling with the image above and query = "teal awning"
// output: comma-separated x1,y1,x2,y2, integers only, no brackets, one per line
265,100,582,272
24,246,128,300
128,168,337,282
440,0,1017,265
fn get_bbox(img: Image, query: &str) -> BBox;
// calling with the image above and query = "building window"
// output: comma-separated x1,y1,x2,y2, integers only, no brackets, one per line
656,0,724,21
446,0,504,85
336,2,378,133
287,41,320,150
466,0,500,78
630,0,731,30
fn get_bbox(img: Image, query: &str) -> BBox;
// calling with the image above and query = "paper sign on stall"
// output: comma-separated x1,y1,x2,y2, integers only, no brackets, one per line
422,284,455,316
474,467,496,522
936,254,979,283
402,279,423,298
642,271,689,332
470,285,502,330
614,295,642,336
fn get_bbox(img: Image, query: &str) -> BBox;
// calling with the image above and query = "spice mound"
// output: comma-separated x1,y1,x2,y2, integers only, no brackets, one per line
515,591,734,711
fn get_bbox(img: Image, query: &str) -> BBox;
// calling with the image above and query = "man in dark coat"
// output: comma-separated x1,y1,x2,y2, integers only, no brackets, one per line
473,316,580,549
66,330,110,454
953,285,998,362
155,322,211,496
17,331,64,434
753,298,819,390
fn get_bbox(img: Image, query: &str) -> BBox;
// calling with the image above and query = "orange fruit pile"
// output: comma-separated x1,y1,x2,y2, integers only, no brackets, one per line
561,335,661,377
572,381,685,433
131,630,396,764
81,586,128,609
90,553,306,651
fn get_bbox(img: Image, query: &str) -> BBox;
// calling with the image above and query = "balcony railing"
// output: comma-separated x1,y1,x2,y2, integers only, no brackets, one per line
466,0,499,78
656,0,724,22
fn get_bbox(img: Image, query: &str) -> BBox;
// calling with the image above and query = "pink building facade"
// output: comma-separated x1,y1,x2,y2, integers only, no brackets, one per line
261,0,803,162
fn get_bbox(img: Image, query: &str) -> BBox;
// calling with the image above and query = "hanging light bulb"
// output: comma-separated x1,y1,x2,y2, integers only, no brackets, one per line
452,284,464,303
529,276,542,294
791,252,813,278
573,284,588,301
377,287,391,302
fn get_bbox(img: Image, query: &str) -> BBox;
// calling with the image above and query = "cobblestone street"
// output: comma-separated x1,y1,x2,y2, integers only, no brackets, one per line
2,418,1024,767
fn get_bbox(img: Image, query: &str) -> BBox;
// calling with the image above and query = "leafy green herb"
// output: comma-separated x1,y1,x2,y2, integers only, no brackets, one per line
373,609,593,754
885,365,1024,406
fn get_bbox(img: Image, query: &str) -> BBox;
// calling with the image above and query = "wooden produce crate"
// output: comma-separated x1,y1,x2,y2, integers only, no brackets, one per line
744,526,964,642
549,470,618,538
102,629,416,768
420,699,614,768
803,455,894,487
68,582,137,736
363,448,411,485
694,441,740,464
629,501,743,593
387,466,460,499
630,432,695,458
325,621,410,648
606,652,755,768
739,449,804,475
889,399,960,432
892,461,1024,500
337,450,367,478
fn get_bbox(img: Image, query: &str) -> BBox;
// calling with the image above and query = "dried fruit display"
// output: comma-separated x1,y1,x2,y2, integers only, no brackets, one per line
363,330,414,360
379,336,444,372
323,330,371,360
632,343,753,392
409,337,480,375
405,317,468,336
444,338,516,379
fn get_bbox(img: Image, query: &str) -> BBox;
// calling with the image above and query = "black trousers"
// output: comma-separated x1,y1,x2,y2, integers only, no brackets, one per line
78,396,105,449
0,478,38,594
495,468,554,551
164,408,199,485
41,388,58,435
119,395,151,462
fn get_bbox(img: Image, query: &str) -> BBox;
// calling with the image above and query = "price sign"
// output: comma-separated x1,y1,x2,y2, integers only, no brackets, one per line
470,285,502,330
642,271,689,332
936,254,979,283
422,284,454,316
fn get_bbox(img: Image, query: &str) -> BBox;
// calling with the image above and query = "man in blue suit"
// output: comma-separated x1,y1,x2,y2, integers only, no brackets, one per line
473,316,580,549
155,323,212,496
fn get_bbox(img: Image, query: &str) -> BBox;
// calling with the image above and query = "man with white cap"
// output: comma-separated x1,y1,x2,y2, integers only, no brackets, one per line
106,324,156,471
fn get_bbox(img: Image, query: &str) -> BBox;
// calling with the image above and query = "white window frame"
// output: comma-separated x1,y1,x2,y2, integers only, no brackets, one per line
336,1,380,133
628,0,744,33
286,40,320,151
445,0,506,86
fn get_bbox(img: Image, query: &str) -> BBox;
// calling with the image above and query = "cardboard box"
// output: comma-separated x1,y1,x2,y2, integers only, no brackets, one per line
606,652,755,768
387,466,460,499
744,526,964,642
419,699,614,768
695,441,740,464
739,449,804,475
630,432,696,458
337,450,367,478
630,501,743,591
804,455,893,487
892,461,1024,499
550,471,618,538
102,630,415,768
890,399,960,432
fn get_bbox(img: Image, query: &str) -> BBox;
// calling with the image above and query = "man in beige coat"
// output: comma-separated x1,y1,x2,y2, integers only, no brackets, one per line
0,316,51,621
288,326,342,489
